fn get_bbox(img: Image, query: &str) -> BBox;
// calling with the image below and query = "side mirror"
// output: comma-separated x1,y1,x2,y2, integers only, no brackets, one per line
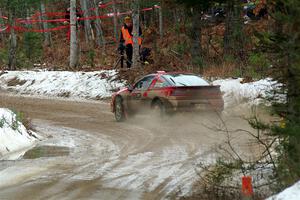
127,85,134,92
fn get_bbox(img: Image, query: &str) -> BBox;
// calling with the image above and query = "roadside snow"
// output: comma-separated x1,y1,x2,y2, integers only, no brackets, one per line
0,108,38,160
267,180,300,200
0,70,124,99
213,78,281,108
0,70,281,107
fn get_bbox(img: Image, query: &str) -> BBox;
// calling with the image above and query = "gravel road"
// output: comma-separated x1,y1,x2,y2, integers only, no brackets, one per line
0,93,259,200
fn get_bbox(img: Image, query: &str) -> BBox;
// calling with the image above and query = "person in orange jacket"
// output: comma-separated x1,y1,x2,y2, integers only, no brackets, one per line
118,16,142,68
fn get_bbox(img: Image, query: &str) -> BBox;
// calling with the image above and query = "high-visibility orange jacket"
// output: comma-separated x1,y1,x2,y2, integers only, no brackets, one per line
120,25,142,45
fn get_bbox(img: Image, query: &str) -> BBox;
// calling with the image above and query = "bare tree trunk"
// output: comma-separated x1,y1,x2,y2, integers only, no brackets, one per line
158,2,163,40
80,0,93,44
224,0,244,54
224,0,244,75
0,9,5,44
172,9,177,26
70,0,79,68
93,0,106,49
151,6,158,54
112,0,119,41
132,0,140,68
224,0,234,55
142,8,147,28
8,12,17,70
190,7,202,71
40,2,51,47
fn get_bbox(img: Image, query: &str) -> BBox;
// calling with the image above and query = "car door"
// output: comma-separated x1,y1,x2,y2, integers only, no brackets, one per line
128,75,155,113
147,75,172,102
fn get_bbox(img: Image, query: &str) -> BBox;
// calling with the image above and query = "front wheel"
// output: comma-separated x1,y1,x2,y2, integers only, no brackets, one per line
115,96,125,122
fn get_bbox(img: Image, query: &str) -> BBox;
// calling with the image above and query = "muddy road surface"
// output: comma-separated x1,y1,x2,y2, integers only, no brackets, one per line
0,93,259,200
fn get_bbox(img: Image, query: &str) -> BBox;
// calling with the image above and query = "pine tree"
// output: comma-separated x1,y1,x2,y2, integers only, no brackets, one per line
260,0,300,187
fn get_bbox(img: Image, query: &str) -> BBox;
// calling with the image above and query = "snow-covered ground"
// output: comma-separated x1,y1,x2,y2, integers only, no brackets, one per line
267,180,300,200
0,70,124,100
0,70,280,108
0,108,38,160
213,78,281,108
0,70,289,198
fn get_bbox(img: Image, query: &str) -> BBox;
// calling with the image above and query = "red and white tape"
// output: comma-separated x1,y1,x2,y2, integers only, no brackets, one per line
1,4,161,33
0,26,8,32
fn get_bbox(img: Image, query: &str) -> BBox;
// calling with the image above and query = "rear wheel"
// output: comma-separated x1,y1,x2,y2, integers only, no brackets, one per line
115,96,125,122
152,100,166,118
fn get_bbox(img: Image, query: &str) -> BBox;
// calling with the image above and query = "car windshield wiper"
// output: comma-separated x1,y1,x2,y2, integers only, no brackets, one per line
169,77,176,85
177,82,187,86
169,77,187,86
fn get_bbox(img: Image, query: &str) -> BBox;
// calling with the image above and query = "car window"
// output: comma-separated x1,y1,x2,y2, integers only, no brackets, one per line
154,77,171,88
163,74,209,86
134,76,155,90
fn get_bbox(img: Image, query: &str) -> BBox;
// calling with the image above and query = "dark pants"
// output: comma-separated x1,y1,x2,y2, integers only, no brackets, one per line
125,44,133,68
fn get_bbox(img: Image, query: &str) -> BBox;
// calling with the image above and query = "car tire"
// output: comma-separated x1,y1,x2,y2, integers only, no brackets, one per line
152,99,166,118
115,96,125,122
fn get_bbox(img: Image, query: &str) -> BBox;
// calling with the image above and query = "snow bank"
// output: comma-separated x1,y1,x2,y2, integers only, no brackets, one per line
213,78,281,108
0,70,281,107
0,70,124,99
267,180,300,200
0,108,37,160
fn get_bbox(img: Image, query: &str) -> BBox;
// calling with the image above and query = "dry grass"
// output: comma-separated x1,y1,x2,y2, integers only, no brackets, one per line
21,114,34,131
7,77,27,87
203,62,238,78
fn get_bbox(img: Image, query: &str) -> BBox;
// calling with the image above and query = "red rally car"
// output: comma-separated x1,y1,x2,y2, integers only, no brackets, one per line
111,71,224,122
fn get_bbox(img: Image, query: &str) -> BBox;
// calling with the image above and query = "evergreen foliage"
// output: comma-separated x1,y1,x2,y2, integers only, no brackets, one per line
259,0,300,188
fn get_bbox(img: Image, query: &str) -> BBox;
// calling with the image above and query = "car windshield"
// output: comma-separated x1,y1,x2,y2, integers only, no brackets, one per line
163,74,209,87
134,75,155,90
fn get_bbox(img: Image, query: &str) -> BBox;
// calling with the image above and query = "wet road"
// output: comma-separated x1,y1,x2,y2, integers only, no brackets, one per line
0,93,260,200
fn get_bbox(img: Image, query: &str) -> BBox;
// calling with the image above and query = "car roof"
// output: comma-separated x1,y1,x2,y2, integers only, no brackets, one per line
162,72,196,75
135,72,202,82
